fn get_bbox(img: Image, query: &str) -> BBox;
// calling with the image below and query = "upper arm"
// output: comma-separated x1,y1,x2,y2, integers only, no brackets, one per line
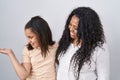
22,47,31,74
21,63,31,76
96,44,110,80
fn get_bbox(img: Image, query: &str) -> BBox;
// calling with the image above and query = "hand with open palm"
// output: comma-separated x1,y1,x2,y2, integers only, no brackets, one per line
0,48,14,56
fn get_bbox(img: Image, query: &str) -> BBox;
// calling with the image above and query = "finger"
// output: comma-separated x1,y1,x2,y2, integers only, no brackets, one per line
0,48,7,52
0,48,6,51
0,48,6,50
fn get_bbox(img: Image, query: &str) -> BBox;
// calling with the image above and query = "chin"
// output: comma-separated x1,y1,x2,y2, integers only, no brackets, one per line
70,36,75,39
31,45,35,48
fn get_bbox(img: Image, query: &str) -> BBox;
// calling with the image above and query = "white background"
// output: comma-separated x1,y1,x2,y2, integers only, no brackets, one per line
0,0,120,80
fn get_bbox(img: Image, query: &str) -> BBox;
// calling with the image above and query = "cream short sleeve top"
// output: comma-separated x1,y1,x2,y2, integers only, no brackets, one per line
22,43,58,80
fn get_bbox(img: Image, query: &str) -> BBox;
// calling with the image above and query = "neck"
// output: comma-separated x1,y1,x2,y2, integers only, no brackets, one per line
73,39,82,47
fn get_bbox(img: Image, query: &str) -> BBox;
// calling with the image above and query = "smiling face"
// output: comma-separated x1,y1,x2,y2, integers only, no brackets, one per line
25,28,40,49
68,15,79,41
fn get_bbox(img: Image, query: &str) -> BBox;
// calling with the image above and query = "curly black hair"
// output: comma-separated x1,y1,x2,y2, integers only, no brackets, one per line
56,7,105,80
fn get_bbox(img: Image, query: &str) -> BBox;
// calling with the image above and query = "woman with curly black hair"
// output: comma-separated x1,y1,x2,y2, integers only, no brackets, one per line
56,7,109,80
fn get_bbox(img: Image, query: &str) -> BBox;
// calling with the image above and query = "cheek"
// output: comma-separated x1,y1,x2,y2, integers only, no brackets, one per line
74,30,78,35
34,38,40,45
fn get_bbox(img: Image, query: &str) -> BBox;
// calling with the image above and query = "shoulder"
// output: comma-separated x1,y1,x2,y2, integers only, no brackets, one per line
49,42,58,49
22,46,30,55
48,42,58,53
95,43,110,57
23,46,29,52
53,42,59,48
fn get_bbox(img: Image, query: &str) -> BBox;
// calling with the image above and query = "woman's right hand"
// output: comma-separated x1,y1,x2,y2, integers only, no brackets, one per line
0,48,13,56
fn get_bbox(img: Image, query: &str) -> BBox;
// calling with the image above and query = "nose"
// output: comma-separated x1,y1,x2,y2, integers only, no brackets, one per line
69,26,75,32
69,26,77,34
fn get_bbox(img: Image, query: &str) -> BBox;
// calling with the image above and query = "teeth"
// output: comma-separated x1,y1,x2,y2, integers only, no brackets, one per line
70,32,74,36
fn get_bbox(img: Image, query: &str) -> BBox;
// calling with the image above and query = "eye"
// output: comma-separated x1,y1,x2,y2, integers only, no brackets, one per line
74,27,77,30
68,24,72,28
28,36,33,39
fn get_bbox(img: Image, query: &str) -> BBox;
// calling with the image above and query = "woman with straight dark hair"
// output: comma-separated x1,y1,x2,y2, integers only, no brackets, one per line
0,16,57,80
56,7,109,80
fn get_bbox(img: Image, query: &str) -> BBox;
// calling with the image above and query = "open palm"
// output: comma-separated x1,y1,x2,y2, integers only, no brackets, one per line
0,48,13,55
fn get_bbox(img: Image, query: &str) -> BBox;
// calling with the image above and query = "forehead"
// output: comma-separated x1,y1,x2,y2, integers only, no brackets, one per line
25,28,36,36
70,15,79,24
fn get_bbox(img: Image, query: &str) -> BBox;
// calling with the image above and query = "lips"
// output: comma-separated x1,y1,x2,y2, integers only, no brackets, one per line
70,32,75,36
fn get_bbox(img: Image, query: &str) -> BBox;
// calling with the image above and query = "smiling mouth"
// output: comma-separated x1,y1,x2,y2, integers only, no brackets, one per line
70,32,75,36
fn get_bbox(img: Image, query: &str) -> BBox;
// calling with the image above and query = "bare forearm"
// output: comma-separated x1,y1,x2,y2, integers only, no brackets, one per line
8,53,29,80
0,48,30,79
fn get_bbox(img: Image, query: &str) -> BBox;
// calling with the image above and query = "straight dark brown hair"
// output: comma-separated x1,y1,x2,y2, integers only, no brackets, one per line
25,16,55,57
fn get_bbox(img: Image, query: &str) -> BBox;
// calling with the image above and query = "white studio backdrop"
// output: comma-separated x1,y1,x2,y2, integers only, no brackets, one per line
0,0,120,80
